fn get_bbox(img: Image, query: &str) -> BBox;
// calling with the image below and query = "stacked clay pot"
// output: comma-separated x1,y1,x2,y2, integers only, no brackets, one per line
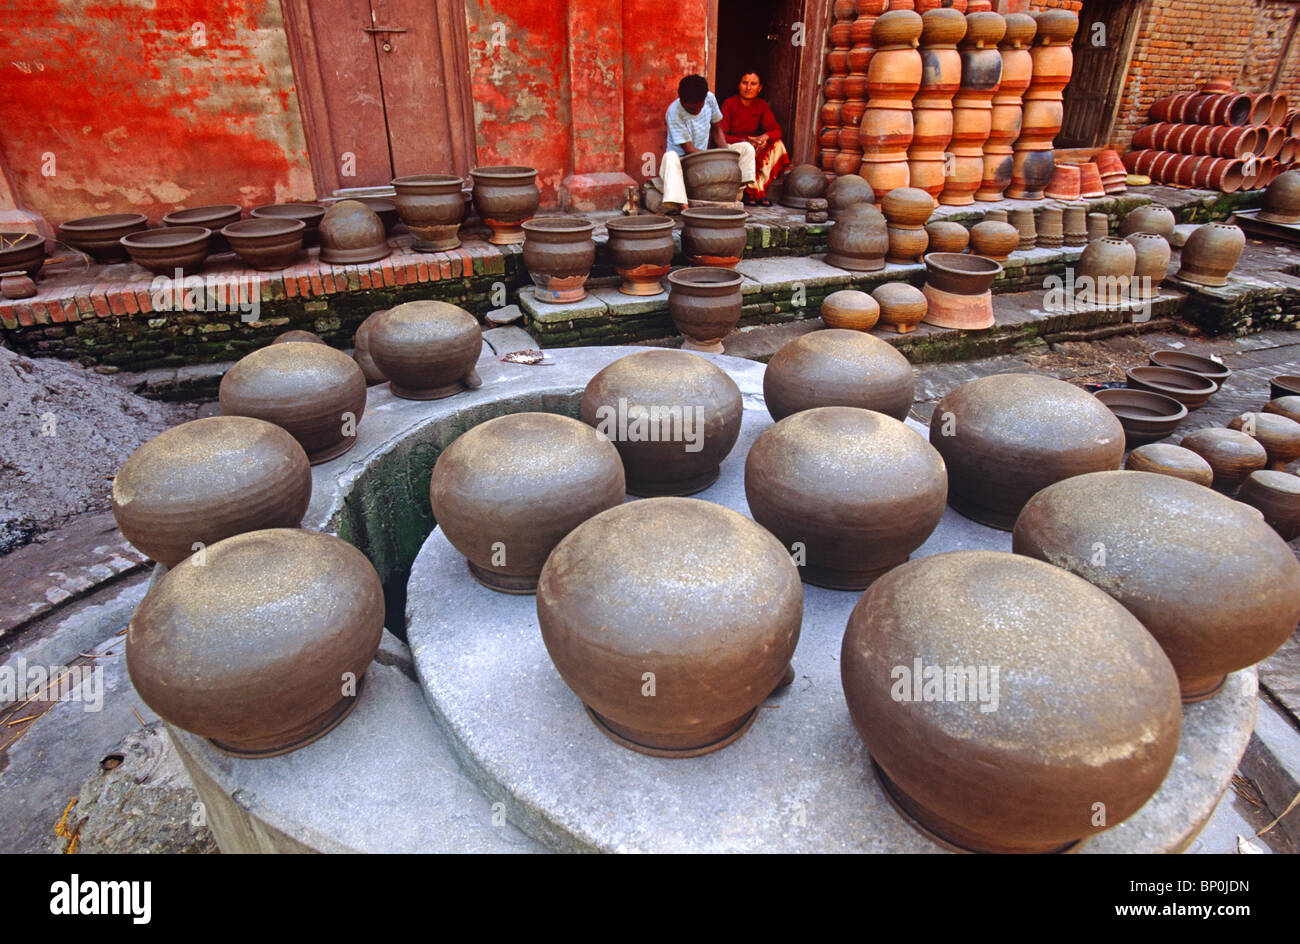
470,166,540,245
860,10,924,195
1176,222,1246,286
907,8,967,200
392,175,464,252
882,187,933,263
1122,150,1249,192
1228,412,1300,470
821,3,856,174
825,201,889,271
666,267,743,353
1009,10,1077,198
366,300,483,400
605,215,675,295
763,329,915,421
922,251,1002,329
836,3,871,177
979,13,1036,201
940,11,1005,206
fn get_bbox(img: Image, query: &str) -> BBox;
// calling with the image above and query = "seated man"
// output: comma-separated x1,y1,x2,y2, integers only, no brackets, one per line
660,74,756,212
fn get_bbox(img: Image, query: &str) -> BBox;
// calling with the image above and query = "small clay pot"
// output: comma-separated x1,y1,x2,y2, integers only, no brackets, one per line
922,252,1002,330
604,215,675,295
1228,412,1300,470
1126,233,1170,299
0,232,46,279
358,197,399,233
1179,427,1268,491
0,270,36,299
1008,208,1036,250
163,204,241,253
391,175,465,252
1086,212,1109,241
120,226,212,276
825,202,888,271
781,164,830,208
318,199,391,263
1177,222,1246,286
273,330,324,345
1126,365,1218,410
351,310,387,385
1258,169,1300,224
522,217,596,303
1062,205,1088,246
764,329,915,421
983,209,1009,224
1237,470,1300,540
681,148,743,201
886,222,930,263
470,166,541,245
1121,204,1176,239
820,289,880,331
111,416,311,568
1148,350,1229,384
59,213,149,263
681,206,749,268
1076,237,1135,306
826,174,875,219
222,217,305,270
805,198,830,224
367,301,482,400
1037,205,1064,247
219,342,368,464
1264,396,1300,424
1043,164,1080,201
1094,388,1187,446
579,350,742,496
666,267,743,354
430,413,625,592
251,203,326,247
1271,375,1300,400
1124,442,1214,486
925,221,969,253
873,282,928,334
968,220,1019,261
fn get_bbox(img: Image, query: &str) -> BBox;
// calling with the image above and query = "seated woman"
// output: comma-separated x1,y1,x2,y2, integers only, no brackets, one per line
720,71,790,207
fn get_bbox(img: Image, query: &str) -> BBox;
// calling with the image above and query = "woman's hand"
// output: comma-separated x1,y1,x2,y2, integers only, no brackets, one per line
750,133,769,149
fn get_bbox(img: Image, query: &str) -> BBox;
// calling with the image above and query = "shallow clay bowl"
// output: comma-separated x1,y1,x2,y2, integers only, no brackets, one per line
1148,350,1230,384
222,217,305,270
1093,388,1187,446
923,252,1002,294
59,213,149,263
1270,375,1300,400
1126,365,1219,410
252,202,326,246
0,232,47,279
120,226,212,275
163,204,241,252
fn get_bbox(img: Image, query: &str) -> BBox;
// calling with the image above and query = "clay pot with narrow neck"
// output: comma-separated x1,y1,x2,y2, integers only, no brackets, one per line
605,215,675,295
0,232,46,279
825,202,888,271
682,148,743,202
1124,443,1213,486
1237,470,1300,540
681,207,749,268
1126,233,1170,299
522,217,596,302
222,218,304,270
764,329,915,421
922,251,1002,329
666,267,743,353
163,204,241,253
318,199,391,263
470,165,540,244
121,226,212,276
391,175,465,252
251,203,325,246
366,300,482,400
1177,222,1245,286
59,213,148,262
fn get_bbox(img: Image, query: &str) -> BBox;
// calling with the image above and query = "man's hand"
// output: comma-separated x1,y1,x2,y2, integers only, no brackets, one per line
680,142,701,155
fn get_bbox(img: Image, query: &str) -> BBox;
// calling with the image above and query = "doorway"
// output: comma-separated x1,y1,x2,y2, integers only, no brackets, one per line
1058,0,1145,148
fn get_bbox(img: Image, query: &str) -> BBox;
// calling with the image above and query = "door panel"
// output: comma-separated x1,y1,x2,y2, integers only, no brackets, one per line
1058,0,1142,148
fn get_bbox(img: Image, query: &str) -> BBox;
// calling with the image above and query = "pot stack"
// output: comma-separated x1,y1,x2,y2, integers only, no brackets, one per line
907,9,966,200
940,11,1005,206
977,13,1035,201
860,10,924,195
820,1,856,176
1007,9,1077,198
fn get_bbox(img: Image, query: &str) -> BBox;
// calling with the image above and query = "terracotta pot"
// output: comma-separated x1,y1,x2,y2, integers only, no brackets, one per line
819,288,881,331
1179,428,1267,491
858,154,912,195
127,528,384,757
921,251,1002,329
1007,147,1056,199
522,217,596,303
1036,204,1064,247
1237,470,1300,540
867,12,924,108
859,105,915,156
1151,92,1252,126
681,206,749,268
764,329,914,421
1122,204,1176,238
163,204,240,253
928,373,1124,529
59,213,148,262
842,549,1181,853
828,48,850,75
0,270,35,299
826,174,875,218
968,220,1019,261
120,226,210,276
1148,349,1229,383
1259,169,1300,223
1247,93,1276,127
666,266,743,353
880,187,934,226
1123,442,1213,486
1125,233,1170,299
1008,207,1036,250
317,199,391,263
1095,388,1187,446
273,330,324,344
1063,205,1088,245
907,159,948,203
1264,395,1300,424
470,165,540,245
886,223,930,263
111,416,311,568
221,217,304,271
1199,77,1234,95
537,497,802,756
1013,470,1300,701
746,406,946,589
251,203,325,247
873,282,928,333
1228,412,1300,470
780,163,829,208
916,9,967,103
367,300,482,400
821,100,843,127
1076,237,1135,306
924,221,969,253
1126,365,1218,410
430,413,625,592
983,208,1008,223
605,215,675,295
579,350,742,497
0,232,45,280
390,175,465,252
681,148,743,202
825,202,888,271
1177,222,1245,286
358,197,399,233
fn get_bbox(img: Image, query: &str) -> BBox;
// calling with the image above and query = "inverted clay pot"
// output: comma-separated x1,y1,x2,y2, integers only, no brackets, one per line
221,217,305,270
429,412,625,593
522,217,596,303
925,221,969,253
825,202,889,271
1121,204,1176,239
163,204,241,253
537,497,802,756
1076,237,1135,306
127,528,383,757
874,282,929,334
820,288,880,331
351,310,387,385
921,252,1002,329
604,215,675,295
0,232,47,279
826,174,876,219
1126,365,1218,410
1123,442,1214,486
318,199,391,263
968,220,1019,261
1177,222,1246,286
1257,169,1300,224
251,203,325,247
1178,427,1268,492
59,213,149,263
1264,395,1300,424
666,266,744,354
1125,233,1170,299
1148,350,1229,384
682,148,743,202
470,165,540,245
366,300,482,400
120,226,211,276
1094,388,1187,446
764,329,915,421
681,206,749,268
392,175,465,252
781,163,830,208
1228,411,1300,470
1237,470,1300,540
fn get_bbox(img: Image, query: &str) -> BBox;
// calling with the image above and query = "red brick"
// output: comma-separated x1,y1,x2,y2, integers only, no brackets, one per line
309,271,325,295
416,260,430,281
358,266,373,289
91,293,111,317
121,290,139,315
107,289,127,316
439,258,453,279
403,261,420,283
16,304,35,326
284,270,299,297
321,268,337,294
298,273,313,296
46,301,66,323
136,289,153,314
0,305,17,330
381,264,396,287
60,298,80,323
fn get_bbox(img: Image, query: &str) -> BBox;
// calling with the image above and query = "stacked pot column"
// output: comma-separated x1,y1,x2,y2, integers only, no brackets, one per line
908,9,967,202
978,14,1036,201
822,3,856,177
860,10,925,197
940,12,1005,206
1009,10,1077,198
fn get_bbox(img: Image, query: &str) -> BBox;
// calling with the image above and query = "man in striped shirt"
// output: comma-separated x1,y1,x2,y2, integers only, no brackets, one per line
660,74,756,212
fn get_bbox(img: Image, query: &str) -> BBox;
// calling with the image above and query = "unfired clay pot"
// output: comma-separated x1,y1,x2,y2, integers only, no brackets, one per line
826,174,875,219
59,213,148,262
352,310,387,385
1126,233,1170,299
968,220,1019,261
1122,204,1176,239
874,282,929,333
0,232,45,280
1094,388,1187,446
763,329,915,421
825,202,889,271
1123,442,1214,486
666,267,743,353
272,330,323,345
604,215,675,295
1177,222,1246,286
522,217,596,303
1257,169,1300,224
781,164,829,208
1178,427,1268,492
1237,470,1300,540
1264,396,1300,424
681,207,749,268
366,301,482,400
1148,350,1230,384
163,204,241,253
682,148,743,201
1076,237,1135,306
318,199,391,263
471,166,540,245
222,218,304,270
820,288,880,330
925,221,970,253
120,226,211,276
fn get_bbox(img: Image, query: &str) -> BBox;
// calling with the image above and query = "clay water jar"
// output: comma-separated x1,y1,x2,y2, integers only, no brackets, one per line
921,251,1002,329
0,231,46,279
579,350,742,496
929,372,1125,529
746,406,947,589
1126,365,1218,410
924,220,969,253
1076,237,1135,306
110,416,311,568
874,282,929,333
1258,169,1300,224
825,202,888,271
221,217,305,270
1013,470,1300,701
1094,388,1187,446
120,226,211,276
537,497,802,756
1177,222,1246,286
351,310,387,385
522,217,596,303
1237,470,1300,540
681,206,749,268
358,197,399,233
1123,442,1214,486
826,174,875,219
429,413,625,592
1228,412,1300,469
470,165,540,244
1148,350,1229,384
59,213,148,262
1179,427,1268,491
968,220,1019,261
1264,395,1300,424
163,204,241,253
318,199,391,264
1126,233,1170,298
819,288,880,331
666,266,743,353
366,300,482,400
842,549,1181,854
127,528,384,757
681,148,743,202
781,164,830,209
604,215,675,295
251,203,325,246
763,329,915,421
391,175,465,252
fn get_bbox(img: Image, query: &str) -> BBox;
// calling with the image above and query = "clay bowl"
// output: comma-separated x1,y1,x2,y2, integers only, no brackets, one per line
1125,365,1219,410
273,330,324,344
1228,411,1300,469
251,202,326,246
163,204,241,253
1093,388,1187,446
820,288,879,331
366,300,482,399
1124,442,1214,487
120,226,211,275
579,349,742,496
764,329,915,421
1237,470,1300,540
110,416,311,568
1264,395,1300,424
352,309,388,385
127,528,384,758
1014,470,1300,701
1148,350,1230,384
873,282,928,334
1270,375,1300,400
537,497,802,756
222,217,305,270
923,252,1001,295
219,342,368,464
924,221,969,254
842,549,1181,854
59,213,149,263
318,199,391,264
429,413,625,593
666,266,744,354
746,407,947,590
358,197,400,233
1179,427,1268,492
0,231,46,279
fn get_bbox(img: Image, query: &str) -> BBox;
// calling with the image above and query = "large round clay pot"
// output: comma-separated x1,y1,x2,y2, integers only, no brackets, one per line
842,549,1181,854
1237,470,1300,540
470,166,540,245
1264,395,1300,424
222,218,304,270
251,203,325,247
127,528,384,757
1125,233,1170,299
826,174,875,219
1178,427,1268,492
429,413,625,592
929,373,1125,529
921,252,1002,329
1177,222,1245,286
110,416,311,568
925,220,969,253
273,330,324,345
537,497,802,756
1125,365,1218,410
1123,442,1214,486
604,215,675,295
120,226,211,276
367,301,482,400
318,199,391,263
867,11,924,107
1076,237,1136,306
522,217,596,303
163,204,241,253
746,406,945,590
666,267,743,354
764,329,915,421
1013,470,1300,701
819,288,880,331
59,213,148,263
681,148,743,201
219,343,367,465
874,282,928,334
1094,388,1187,447
1228,411,1300,470
391,174,466,252
1008,148,1056,199
580,350,742,496
681,206,749,268
825,202,888,271
352,309,387,385
968,220,1018,261
1258,169,1300,224
780,164,828,208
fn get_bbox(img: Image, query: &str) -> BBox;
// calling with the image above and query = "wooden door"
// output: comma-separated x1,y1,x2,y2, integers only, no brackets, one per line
1058,0,1144,148
715,0,806,153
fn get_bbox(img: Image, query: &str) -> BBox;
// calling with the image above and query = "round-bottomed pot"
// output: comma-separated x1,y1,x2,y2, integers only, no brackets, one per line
470,166,541,245
1179,427,1268,492
521,217,596,303
604,215,675,295
1237,470,1300,540
391,175,466,252
763,329,915,421
366,300,482,400
666,266,743,354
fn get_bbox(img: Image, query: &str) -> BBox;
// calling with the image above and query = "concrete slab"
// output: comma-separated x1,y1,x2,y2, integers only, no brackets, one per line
518,287,609,326
734,257,854,293
589,286,669,316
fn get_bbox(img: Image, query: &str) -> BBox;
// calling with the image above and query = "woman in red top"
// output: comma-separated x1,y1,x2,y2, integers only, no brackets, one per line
720,71,791,207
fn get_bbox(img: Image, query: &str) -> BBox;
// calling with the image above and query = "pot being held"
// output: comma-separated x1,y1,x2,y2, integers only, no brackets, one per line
522,217,596,303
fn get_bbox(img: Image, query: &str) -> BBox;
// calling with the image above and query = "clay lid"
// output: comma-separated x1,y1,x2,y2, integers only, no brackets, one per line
1033,9,1079,44
1000,12,1037,47
872,9,924,47
1259,169,1300,223
919,7,966,46
961,11,1006,47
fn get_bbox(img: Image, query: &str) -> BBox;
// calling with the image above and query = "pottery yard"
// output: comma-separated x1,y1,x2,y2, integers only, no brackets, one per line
2,2,1300,892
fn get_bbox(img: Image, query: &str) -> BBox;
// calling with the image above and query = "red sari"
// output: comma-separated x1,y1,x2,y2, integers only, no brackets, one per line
720,95,791,200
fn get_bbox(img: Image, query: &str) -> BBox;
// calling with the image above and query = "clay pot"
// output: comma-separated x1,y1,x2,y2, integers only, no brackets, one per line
924,220,969,253
886,223,930,264
1007,148,1056,199
358,197,399,233
318,199,391,263
881,187,935,226
1074,162,1106,199
111,416,311,568
470,166,540,245
825,202,888,271
1237,470,1300,540
1008,208,1036,250
163,204,241,253
1036,204,1064,247
746,407,946,589
605,215,675,295
827,174,875,219
1094,388,1187,446
681,148,743,202
968,220,1019,261
1177,222,1245,286
928,373,1124,529
1258,169,1300,224
120,226,211,276
1179,427,1268,491
1013,470,1300,701
983,209,1008,223
806,198,830,224
221,218,305,270
1076,237,1135,306
780,163,829,208
390,175,465,252
579,350,742,497
819,289,880,331
874,282,929,334
680,207,749,268
351,310,387,385
273,330,324,344
666,266,743,353
1228,412,1300,470
429,413,625,592
251,203,325,247
1271,375,1300,400
367,301,482,400
1264,396,1300,424
219,342,367,464
1083,213,1107,243
1045,168,1081,205
1126,233,1170,298
0,232,45,279
59,213,149,263
842,549,1181,853
764,329,915,421
522,217,596,303
1148,350,1229,384
537,497,802,756
127,528,383,757
1062,205,1088,245
0,270,36,299
922,251,1002,329
1126,365,1218,410
1124,442,1214,486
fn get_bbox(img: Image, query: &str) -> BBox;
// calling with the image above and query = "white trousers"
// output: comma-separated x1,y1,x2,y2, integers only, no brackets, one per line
661,142,757,207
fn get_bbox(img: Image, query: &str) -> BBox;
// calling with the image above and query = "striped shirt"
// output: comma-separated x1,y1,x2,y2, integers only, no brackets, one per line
665,92,723,157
